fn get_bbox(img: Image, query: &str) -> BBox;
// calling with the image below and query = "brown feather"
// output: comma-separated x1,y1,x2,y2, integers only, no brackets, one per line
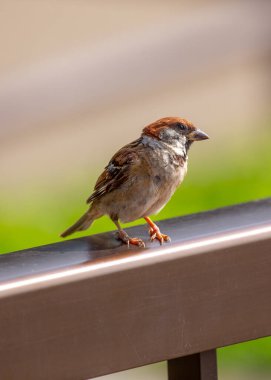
60,208,99,237
86,138,142,204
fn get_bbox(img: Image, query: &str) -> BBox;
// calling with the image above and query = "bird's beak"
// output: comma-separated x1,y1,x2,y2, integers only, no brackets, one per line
190,129,209,141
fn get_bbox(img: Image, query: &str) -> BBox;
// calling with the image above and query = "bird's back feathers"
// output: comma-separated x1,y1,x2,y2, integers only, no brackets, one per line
86,138,142,204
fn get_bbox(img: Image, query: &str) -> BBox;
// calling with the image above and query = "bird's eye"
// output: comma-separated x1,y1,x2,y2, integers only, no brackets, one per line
177,123,185,130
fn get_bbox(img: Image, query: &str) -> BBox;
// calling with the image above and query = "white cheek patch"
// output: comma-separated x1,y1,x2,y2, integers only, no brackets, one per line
171,144,186,157
163,139,187,158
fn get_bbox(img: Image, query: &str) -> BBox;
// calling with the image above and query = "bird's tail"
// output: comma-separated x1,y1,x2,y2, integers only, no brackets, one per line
60,207,101,238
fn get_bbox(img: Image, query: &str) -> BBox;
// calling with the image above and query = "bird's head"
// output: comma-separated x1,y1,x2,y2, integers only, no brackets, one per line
142,117,209,145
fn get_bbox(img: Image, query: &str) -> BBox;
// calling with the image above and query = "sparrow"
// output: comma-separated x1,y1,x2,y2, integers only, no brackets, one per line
61,117,209,247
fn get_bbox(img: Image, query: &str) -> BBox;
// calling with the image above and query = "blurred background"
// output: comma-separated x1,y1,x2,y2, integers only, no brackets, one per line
0,1,270,379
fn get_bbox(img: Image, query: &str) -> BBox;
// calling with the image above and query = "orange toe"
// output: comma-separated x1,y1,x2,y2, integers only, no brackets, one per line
149,227,171,245
128,237,146,248
116,230,145,248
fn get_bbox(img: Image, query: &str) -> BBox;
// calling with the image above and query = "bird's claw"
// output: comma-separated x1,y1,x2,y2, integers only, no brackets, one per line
149,227,171,245
128,237,145,248
116,231,145,248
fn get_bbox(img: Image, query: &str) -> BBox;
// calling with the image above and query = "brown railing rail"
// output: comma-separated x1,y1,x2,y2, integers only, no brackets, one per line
1,199,271,380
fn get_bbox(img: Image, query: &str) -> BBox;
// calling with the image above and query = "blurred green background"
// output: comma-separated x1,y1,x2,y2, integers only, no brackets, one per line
0,1,271,379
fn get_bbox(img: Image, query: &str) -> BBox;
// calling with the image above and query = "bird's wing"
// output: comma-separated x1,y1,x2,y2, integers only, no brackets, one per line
86,138,142,204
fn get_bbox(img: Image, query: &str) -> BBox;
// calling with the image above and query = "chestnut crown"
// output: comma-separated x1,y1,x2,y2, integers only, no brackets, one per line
142,117,209,142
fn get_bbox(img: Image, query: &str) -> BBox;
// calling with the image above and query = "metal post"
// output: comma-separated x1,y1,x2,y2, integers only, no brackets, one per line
167,350,218,380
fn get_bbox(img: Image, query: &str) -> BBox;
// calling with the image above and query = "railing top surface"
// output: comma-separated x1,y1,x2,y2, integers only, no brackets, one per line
0,199,271,379
1,198,271,284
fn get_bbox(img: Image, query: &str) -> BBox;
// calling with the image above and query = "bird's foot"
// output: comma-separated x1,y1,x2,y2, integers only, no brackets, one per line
144,217,171,245
149,226,171,245
116,230,145,248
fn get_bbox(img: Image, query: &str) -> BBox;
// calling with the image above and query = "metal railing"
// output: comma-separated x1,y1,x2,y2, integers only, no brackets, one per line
1,199,271,380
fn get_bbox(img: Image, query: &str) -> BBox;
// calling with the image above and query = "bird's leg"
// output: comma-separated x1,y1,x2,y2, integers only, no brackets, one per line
144,216,171,244
112,219,145,248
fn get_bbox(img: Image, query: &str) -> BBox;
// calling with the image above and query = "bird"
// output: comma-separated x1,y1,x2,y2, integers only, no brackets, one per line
61,117,209,247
